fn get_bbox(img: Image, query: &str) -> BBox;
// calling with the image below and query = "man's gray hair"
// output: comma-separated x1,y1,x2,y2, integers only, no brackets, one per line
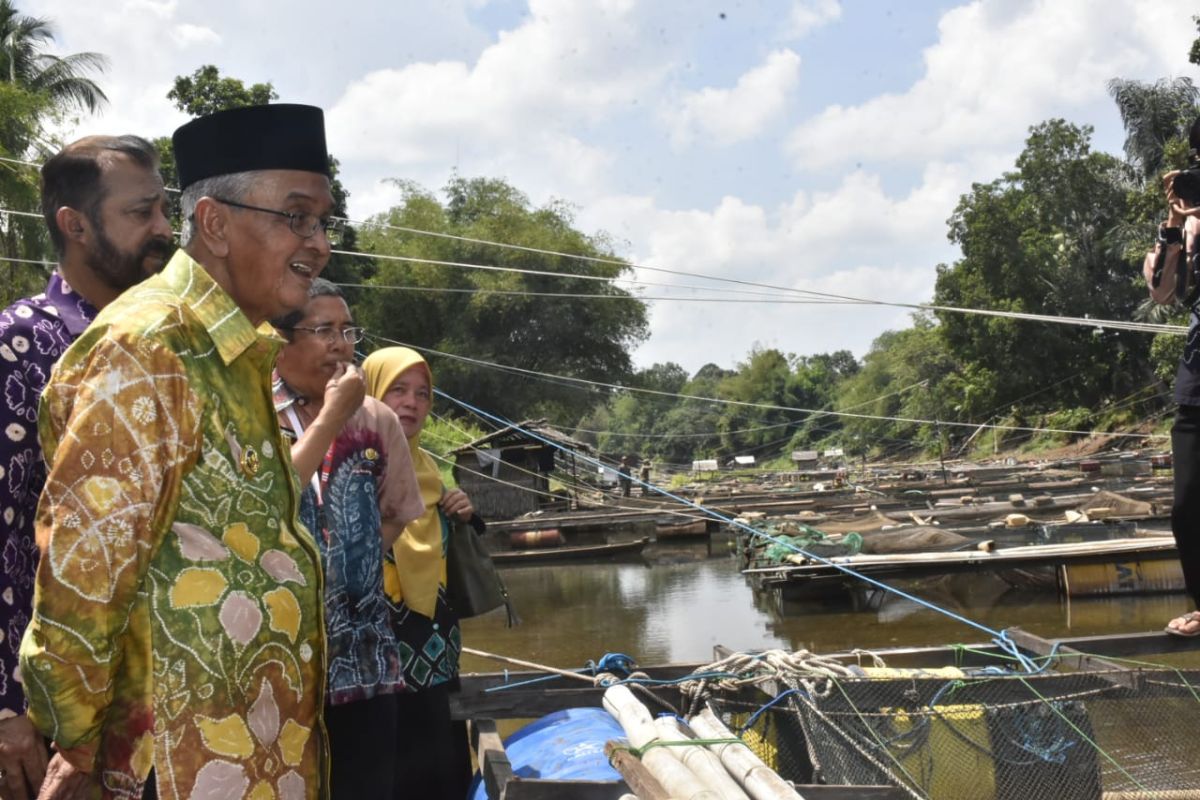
180,170,262,245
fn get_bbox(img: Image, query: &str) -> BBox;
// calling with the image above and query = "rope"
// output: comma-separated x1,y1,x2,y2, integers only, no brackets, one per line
437,391,1028,653
675,649,862,716
606,737,748,760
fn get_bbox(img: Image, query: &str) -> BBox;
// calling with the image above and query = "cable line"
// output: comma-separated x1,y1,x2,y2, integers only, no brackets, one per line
437,389,1038,660
365,331,1168,440
0,203,1185,333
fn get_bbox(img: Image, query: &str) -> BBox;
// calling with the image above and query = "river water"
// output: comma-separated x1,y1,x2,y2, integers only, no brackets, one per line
460,533,1199,674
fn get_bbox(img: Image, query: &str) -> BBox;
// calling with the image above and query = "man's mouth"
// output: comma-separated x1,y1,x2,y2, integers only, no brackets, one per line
290,262,315,278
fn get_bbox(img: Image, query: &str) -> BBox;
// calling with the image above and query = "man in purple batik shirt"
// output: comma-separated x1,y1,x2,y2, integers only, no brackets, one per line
0,135,171,799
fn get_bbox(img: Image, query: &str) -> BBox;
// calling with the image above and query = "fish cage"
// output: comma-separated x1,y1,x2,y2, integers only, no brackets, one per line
705,665,1200,799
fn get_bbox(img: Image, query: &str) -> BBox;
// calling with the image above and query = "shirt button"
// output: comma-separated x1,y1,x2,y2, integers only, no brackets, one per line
432,623,439,631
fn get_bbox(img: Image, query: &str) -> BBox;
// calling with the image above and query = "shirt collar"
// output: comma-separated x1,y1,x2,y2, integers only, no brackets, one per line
272,372,307,413
161,250,283,366
45,271,97,337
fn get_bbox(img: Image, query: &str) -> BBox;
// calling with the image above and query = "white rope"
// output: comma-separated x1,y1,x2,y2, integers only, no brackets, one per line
678,649,868,704
338,281,861,305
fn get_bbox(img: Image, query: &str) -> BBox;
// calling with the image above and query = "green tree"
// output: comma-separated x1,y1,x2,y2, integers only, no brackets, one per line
934,120,1148,417
167,64,276,117
714,347,799,457
1191,15,1200,68
0,1,109,306
0,83,53,307
356,176,649,422
654,364,731,464
0,0,107,113
833,317,955,457
1106,76,1197,182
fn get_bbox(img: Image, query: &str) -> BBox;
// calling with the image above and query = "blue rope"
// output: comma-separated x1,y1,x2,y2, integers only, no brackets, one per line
438,390,1038,670
739,688,804,733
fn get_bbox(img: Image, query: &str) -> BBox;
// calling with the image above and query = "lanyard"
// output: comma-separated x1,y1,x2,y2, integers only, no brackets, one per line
283,404,324,506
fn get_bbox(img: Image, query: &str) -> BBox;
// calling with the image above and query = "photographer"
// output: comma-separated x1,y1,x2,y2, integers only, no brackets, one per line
1156,117,1200,637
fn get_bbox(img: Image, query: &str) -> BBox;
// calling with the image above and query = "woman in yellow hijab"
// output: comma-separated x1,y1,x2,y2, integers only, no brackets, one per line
363,346,475,799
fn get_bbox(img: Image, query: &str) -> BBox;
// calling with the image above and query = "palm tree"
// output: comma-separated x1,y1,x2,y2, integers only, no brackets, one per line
1107,76,1199,183
0,0,107,113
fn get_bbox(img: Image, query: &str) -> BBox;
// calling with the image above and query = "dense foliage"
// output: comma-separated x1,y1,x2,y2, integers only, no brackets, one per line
353,176,649,423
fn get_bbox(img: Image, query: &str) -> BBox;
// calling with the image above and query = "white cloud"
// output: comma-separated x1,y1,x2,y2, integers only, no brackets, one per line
328,0,669,165
169,23,220,48
664,49,802,147
786,0,1192,170
786,0,842,39
580,162,965,370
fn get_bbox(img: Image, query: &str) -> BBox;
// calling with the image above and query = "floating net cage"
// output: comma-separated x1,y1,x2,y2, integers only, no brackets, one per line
705,666,1200,800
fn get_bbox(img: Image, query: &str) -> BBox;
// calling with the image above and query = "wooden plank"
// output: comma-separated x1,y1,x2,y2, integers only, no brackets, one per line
469,718,514,800
506,779,629,800
604,742,670,800
1005,627,1139,689
793,787,909,799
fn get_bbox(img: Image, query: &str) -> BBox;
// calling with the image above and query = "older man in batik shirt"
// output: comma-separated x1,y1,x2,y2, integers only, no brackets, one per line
0,135,170,799
21,105,344,800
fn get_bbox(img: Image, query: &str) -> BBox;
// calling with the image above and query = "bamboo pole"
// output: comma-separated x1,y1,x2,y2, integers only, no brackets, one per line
462,646,596,683
653,715,750,800
689,709,803,800
606,741,671,800
603,685,721,799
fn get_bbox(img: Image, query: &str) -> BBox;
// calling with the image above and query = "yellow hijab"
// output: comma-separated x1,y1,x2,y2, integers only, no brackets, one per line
363,347,443,619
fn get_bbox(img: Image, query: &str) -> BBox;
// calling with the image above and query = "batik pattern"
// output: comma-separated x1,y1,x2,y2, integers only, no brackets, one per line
20,252,326,800
385,512,461,690
275,386,423,706
0,273,95,715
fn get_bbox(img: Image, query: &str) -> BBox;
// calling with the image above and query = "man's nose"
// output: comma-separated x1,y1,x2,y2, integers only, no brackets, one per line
153,209,173,240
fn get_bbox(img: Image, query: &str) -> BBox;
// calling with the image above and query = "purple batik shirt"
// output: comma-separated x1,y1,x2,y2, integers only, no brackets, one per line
0,272,95,716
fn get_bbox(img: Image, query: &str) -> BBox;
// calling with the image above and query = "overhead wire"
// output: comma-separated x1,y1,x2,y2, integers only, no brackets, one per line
365,331,1169,440
0,199,1186,332
424,410,714,521
339,281,861,305
437,388,1041,661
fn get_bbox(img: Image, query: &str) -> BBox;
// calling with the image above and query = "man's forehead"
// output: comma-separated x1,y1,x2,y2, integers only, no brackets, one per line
251,170,333,204
98,155,165,194
302,297,351,323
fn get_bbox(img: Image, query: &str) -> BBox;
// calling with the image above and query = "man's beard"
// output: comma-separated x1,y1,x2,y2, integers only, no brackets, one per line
86,219,175,293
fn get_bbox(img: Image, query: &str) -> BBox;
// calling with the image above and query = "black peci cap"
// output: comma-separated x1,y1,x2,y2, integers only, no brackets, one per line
172,104,330,190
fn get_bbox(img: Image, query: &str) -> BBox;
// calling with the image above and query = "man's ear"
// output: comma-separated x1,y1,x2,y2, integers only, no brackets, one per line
192,197,231,258
54,207,89,247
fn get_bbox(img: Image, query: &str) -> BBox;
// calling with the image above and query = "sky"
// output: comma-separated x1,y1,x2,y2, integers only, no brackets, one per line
25,0,1197,375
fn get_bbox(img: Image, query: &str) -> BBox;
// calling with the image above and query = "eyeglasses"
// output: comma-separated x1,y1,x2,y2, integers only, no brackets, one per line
212,197,344,246
287,325,366,345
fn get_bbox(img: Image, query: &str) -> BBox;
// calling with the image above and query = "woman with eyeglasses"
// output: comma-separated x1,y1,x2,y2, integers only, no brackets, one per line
362,346,480,800
271,280,425,799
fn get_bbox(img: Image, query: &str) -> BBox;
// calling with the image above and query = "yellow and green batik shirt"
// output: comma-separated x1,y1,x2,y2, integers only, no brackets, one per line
20,251,327,800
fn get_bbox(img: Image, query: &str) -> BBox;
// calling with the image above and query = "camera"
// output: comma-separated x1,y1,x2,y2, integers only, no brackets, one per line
1174,161,1200,207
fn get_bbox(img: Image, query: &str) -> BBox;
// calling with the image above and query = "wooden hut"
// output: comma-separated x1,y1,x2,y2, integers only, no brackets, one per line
451,419,593,520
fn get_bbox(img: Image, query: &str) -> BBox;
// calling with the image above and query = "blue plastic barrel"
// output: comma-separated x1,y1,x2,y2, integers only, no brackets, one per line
468,707,626,799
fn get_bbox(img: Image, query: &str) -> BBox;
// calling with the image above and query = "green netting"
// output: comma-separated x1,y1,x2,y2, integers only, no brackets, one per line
708,667,1200,800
